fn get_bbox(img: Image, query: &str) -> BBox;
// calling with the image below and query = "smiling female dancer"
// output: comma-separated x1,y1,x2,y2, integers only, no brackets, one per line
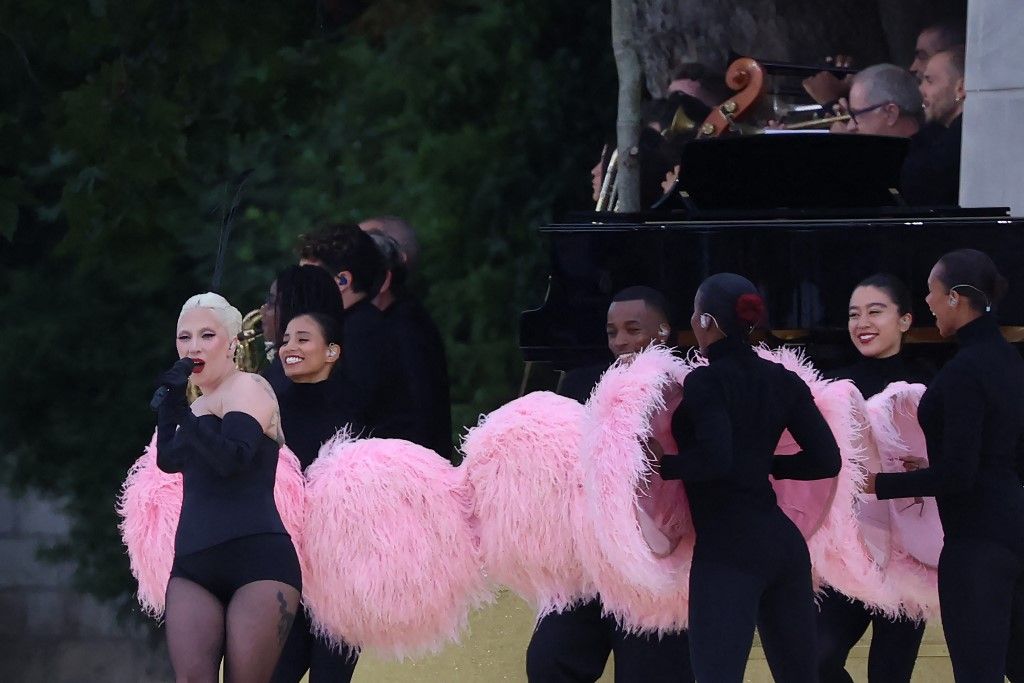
817,273,932,682
271,309,362,683
156,292,300,682
867,250,1024,682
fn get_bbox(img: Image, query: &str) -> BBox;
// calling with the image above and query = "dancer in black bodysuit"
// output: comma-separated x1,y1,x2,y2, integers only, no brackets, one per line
271,311,360,683
868,250,1024,682
817,273,931,683
157,292,301,682
659,273,841,683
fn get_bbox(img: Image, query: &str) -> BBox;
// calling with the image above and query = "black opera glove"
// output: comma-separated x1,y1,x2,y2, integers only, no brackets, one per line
155,357,195,427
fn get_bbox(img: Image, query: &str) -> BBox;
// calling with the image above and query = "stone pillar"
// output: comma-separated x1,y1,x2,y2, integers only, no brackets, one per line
960,0,1024,214
0,489,172,682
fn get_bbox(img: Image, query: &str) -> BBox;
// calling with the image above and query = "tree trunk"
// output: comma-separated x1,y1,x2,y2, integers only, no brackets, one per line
611,0,642,212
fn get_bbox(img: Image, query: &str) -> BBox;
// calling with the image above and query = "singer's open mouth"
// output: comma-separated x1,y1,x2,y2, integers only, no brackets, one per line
191,359,206,373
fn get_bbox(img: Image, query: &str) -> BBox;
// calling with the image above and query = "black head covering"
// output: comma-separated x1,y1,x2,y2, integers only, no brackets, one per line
696,273,766,337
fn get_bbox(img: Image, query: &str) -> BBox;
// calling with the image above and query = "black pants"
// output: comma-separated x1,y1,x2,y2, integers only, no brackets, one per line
815,587,925,682
687,528,818,683
526,598,694,683
270,608,359,683
939,537,1024,683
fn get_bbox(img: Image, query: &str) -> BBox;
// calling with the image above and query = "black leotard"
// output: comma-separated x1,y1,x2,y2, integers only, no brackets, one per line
157,408,288,556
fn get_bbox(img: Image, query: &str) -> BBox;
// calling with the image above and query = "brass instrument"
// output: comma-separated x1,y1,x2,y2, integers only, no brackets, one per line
595,148,619,211
780,113,851,130
664,106,697,139
596,105,697,210
235,308,270,373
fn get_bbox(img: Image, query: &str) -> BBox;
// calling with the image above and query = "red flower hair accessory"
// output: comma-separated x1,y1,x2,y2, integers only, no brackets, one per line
735,293,764,327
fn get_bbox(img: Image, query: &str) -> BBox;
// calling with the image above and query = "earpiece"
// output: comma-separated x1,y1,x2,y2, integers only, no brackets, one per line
337,275,348,286
699,314,711,330
948,295,957,308
658,324,670,339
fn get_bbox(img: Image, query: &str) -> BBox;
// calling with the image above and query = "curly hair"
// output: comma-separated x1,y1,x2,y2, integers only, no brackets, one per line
298,223,385,296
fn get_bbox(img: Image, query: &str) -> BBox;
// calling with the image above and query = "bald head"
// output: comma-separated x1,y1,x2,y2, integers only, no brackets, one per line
359,216,420,272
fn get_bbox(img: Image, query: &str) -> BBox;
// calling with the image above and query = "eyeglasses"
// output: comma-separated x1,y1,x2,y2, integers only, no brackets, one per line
846,101,893,126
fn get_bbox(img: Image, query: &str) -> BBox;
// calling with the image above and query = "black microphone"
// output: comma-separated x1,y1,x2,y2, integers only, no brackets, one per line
150,358,196,411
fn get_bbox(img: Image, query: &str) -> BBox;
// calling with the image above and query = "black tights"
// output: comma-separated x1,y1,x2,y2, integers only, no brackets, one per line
815,588,925,683
687,556,817,683
939,537,1024,683
165,577,300,683
271,608,359,683
525,598,694,683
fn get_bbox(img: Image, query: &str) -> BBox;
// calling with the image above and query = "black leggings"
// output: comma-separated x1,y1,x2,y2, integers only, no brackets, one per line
687,537,817,683
526,598,694,683
815,587,925,682
271,608,359,683
939,537,1024,682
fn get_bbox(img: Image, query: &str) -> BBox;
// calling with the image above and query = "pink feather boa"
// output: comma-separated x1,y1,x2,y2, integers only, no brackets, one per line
865,382,940,620
757,346,842,541
301,436,492,659
116,432,305,618
578,345,695,634
461,391,595,615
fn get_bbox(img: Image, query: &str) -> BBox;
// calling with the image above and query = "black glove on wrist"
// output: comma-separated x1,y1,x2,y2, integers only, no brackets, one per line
152,357,195,414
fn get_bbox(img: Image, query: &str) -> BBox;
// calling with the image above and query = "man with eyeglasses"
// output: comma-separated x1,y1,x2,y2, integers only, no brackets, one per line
838,64,923,138
834,58,961,207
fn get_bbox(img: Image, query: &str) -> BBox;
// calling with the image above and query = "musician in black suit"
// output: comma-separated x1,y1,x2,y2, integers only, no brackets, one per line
363,228,453,460
526,285,694,683
901,45,963,206
298,223,418,441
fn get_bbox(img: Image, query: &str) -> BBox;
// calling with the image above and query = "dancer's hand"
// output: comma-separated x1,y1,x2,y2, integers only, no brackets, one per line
863,471,876,494
899,455,927,472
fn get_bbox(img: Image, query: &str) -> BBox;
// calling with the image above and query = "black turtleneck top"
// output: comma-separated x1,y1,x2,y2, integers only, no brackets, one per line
661,338,841,552
900,115,962,207
276,379,351,470
828,352,932,400
875,315,1024,553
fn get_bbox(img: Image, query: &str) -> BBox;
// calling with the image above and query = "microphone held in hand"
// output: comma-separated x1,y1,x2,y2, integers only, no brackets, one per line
150,357,196,411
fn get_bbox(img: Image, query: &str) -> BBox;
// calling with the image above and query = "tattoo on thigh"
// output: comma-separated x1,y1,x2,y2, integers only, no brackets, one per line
276,591,293,645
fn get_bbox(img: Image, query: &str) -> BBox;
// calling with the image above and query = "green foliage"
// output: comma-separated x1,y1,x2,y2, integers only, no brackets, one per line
0,0,613,605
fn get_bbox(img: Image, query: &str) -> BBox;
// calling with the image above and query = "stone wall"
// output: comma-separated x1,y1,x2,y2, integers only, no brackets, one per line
960,0,1024,214
0,489,171,683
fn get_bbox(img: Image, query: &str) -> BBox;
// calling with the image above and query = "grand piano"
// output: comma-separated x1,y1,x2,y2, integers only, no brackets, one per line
519,135,1024,392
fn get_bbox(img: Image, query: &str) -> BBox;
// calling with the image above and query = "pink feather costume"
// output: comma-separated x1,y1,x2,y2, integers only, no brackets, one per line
116,432,306,618
576,345,696,634
461,391,597,616
299,435,492,660
752,348,939,619
864,382,941,620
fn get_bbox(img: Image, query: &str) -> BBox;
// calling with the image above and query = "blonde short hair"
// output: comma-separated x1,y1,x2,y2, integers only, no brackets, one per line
178,292,243,339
